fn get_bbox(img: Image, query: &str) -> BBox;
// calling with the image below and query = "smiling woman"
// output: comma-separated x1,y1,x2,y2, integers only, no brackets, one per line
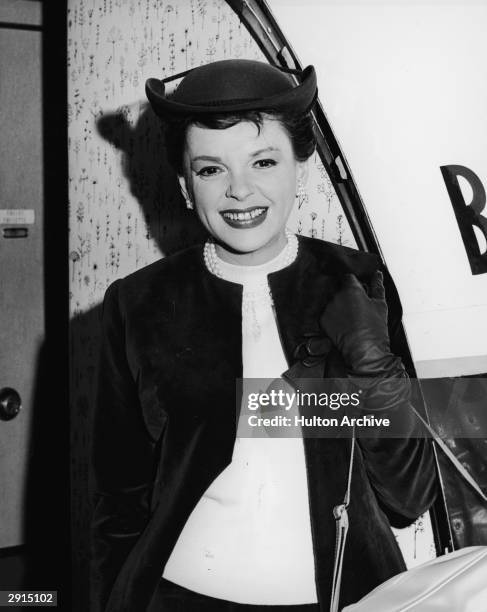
180,118,308,264
91,59,438,612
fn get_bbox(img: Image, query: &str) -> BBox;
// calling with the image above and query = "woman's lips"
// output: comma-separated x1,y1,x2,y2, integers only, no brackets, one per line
220,206,268,229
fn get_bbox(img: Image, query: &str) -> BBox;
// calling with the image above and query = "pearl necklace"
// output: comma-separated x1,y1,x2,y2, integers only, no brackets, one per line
203,229,299,340
203,228,298,279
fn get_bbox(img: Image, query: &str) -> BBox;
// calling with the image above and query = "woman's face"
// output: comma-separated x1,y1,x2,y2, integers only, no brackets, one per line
179,117,308,265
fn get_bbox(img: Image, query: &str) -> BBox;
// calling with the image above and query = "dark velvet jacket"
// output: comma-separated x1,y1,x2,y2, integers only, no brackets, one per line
91,235,437,612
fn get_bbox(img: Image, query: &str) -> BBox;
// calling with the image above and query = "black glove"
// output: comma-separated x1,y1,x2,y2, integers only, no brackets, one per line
320,271,409,411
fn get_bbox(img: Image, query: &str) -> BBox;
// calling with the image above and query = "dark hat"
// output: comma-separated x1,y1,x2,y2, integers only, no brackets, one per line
145,59,317,117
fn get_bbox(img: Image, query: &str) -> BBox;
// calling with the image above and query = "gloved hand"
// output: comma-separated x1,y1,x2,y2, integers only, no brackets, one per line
320,271,409,410
320,271,393,373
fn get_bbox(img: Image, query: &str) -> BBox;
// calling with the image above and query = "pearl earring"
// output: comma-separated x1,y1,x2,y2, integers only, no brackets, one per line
185,196,194,210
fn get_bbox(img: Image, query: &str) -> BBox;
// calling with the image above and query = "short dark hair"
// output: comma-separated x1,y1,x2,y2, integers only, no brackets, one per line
163,109,316,175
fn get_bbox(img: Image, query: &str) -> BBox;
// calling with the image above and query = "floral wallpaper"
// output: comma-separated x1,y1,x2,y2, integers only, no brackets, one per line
68,0,432,609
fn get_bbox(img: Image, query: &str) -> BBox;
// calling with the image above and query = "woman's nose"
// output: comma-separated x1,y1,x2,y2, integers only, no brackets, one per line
225,172,254,201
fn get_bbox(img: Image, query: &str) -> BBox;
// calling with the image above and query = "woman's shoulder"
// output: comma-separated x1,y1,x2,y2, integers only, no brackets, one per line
123,242,203,284
104,242,204,307
297,235,381,280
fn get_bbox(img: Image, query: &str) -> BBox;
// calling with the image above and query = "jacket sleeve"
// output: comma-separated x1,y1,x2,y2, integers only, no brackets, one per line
357,266,438,527
91,280,156,611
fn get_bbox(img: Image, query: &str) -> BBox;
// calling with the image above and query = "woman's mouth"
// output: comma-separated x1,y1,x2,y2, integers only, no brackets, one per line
220,207,268,229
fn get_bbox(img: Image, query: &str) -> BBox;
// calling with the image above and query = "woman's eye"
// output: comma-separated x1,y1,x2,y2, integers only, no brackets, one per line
254,158,277,169
196,166,222,177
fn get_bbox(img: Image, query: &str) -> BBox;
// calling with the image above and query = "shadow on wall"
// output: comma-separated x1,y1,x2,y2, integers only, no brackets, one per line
69,106,207,612
97,103,207,256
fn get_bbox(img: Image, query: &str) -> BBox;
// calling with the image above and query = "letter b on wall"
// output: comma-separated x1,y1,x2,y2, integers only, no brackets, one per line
441,165,487,275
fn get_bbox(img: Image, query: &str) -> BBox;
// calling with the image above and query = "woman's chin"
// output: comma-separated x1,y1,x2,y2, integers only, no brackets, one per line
214,232,287,265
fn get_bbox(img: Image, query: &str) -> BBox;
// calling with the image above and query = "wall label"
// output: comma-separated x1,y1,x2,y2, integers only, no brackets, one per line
0,209,35,225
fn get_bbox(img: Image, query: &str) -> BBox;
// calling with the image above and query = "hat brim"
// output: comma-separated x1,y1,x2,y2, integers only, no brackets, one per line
145,65,317,117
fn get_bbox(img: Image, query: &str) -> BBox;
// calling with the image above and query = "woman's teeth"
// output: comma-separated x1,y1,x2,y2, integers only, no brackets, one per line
222,208,266,221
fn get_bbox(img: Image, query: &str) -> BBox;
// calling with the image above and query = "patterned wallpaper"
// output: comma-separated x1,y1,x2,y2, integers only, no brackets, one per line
67,0,432,609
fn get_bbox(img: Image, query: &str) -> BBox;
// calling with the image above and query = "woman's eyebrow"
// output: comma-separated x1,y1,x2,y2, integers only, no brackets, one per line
191,147,280,164
250,146,279,157
191,155,223,163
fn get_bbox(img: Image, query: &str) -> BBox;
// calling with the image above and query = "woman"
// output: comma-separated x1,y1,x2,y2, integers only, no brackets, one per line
91,59,437,612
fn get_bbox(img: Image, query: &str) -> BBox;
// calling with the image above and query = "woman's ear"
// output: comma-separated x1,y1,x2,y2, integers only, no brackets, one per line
178,174,194,210
297,159,309,186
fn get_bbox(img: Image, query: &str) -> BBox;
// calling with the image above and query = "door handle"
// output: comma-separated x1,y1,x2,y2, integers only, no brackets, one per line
0,387,22,421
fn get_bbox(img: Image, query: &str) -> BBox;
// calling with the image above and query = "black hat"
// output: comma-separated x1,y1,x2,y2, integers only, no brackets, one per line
145,59,317,117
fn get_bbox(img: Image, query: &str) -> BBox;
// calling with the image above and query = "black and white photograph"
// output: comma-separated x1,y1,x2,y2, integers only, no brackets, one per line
0,1,486,611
